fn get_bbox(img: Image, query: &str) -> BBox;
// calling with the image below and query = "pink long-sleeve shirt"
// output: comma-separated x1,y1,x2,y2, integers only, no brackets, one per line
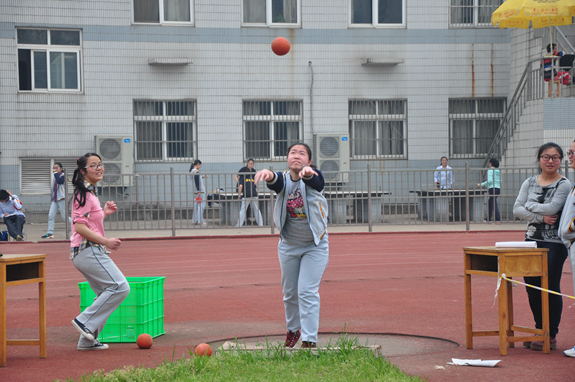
70,192,105,248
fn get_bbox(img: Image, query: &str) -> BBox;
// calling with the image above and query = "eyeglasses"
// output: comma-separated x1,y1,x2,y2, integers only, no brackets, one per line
568,151,575,157
84,163,105,170
540,155,562,162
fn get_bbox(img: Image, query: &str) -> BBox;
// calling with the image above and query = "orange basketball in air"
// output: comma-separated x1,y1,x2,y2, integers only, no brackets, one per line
194,343,212,356
271,37,290,56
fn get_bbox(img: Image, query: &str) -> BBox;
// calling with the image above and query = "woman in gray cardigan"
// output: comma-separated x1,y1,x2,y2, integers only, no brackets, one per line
513,142,571,351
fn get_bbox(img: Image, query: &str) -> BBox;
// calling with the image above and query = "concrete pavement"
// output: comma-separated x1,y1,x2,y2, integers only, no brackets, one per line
23,220,525,242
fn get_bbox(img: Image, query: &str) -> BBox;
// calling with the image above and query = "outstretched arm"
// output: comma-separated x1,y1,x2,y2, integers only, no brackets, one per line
301,168,324,192
254,169,276,183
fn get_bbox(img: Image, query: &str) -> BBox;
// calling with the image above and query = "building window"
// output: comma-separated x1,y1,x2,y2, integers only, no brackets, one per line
350,0,405,27
242,0,300,26
133,0,193,24
450,0,502,28
349,100,407,159
134,100,197,162
449,98,506,158
243,101,302,159
17,29,82,92
21,158,76,195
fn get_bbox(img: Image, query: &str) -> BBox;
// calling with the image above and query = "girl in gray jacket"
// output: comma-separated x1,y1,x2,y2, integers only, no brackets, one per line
255,143,329,349
513,142,570,351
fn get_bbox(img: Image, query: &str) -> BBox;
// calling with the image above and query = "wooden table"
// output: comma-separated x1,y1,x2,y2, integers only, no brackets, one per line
0,254,47,366
463,246,550,355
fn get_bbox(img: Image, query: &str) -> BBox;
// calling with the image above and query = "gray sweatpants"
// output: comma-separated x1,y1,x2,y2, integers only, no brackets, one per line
278,235,329,343
47,199,69,235
72,246,129,347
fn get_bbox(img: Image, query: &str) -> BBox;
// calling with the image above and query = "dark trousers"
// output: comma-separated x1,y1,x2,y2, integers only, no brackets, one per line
488,188,500,222
524,240,568,338
3,214,26,239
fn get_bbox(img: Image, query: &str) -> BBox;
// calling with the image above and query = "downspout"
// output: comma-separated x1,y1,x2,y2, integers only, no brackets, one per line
308,61,314,137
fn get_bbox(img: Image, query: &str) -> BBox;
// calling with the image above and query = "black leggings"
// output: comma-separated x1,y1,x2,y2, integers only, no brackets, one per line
524,240,568,338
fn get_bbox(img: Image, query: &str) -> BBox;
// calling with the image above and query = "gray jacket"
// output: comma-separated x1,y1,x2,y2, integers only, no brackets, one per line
267,170,328,246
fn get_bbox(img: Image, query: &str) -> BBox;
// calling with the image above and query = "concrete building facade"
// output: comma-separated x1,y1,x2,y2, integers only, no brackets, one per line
1,0,520,210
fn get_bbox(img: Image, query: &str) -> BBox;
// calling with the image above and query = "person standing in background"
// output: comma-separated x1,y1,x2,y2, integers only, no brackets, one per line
434,156,453,189
42,162,69,239
478,158,501,224
235,158,263,227
190,159,207,227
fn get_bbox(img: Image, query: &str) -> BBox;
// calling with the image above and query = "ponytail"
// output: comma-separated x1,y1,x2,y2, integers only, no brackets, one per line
72,153,101,208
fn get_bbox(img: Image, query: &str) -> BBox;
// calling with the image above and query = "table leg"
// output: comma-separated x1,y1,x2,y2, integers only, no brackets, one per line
464,255,473,349
498,275,508,355
506,277,514,348
39,261,46,359
0,263,6,367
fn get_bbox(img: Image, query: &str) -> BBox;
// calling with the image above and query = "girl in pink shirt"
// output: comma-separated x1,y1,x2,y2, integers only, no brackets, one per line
70,153,129,351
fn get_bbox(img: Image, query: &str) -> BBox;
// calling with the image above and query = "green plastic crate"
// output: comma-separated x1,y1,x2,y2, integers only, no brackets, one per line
78,276,165,342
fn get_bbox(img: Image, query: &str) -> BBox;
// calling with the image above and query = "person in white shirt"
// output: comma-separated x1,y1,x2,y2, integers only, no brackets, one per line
434,156,453,189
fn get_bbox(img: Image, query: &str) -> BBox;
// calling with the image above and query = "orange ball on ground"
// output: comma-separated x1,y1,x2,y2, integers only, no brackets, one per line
137,333,153,349
195,343,212,356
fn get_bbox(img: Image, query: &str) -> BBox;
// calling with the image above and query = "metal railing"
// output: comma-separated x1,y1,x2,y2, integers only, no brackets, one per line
484,27,575,166
50,164,568,234
485,61,575,165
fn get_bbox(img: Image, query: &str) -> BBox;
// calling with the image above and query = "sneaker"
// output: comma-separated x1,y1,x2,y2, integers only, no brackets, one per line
41,234,54,239
301,341,317,349
16,235,24,241
72,318,94,341
78,341,109,351
284,330,300,348
530,338,557,351
564,347,575,357
201,222,208,228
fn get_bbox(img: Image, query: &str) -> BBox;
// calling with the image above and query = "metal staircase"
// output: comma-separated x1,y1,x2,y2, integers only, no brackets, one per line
483,27,575,167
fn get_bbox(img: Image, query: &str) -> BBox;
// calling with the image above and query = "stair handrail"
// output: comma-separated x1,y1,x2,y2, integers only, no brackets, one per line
554,26,575,55
482,57,544,167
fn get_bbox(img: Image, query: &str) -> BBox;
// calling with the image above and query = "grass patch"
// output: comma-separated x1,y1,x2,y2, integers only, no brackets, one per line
61,335,423,382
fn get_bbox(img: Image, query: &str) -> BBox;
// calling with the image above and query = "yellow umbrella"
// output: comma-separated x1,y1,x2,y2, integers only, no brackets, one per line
491,0,575,29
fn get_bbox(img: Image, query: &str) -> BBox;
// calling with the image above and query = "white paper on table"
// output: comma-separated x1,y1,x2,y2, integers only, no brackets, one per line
495,241,537,248
449,358,501,367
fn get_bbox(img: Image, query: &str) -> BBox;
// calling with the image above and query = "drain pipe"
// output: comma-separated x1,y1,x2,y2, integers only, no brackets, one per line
308,61,314,137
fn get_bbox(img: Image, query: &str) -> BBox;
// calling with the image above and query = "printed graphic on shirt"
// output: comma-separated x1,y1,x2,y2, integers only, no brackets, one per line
286,187,307,220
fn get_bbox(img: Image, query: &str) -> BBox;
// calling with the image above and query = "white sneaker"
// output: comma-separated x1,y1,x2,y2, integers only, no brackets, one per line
201,222,208,228
564,347,575,357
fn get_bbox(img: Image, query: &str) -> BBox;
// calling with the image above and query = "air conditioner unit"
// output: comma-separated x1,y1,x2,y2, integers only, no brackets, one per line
94,136,133,187
313,134,350,183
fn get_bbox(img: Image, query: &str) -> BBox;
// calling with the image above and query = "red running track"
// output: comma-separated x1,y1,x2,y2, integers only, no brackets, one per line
1,230,574,382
